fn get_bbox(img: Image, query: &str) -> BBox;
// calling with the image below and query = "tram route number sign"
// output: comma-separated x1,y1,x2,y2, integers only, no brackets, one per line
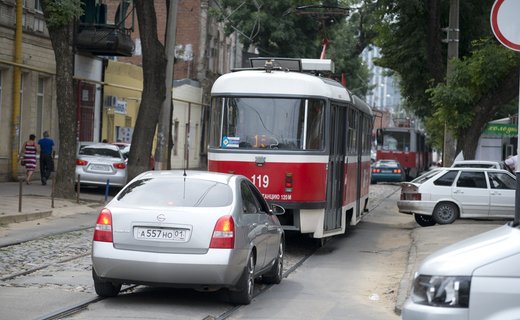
490,0,520,52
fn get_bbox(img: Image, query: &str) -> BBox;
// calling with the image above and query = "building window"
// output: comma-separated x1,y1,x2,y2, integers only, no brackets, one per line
36,77,45,137
35,0,43,12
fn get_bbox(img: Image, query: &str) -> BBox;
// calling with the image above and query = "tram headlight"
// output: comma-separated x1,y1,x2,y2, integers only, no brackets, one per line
411,274,471,308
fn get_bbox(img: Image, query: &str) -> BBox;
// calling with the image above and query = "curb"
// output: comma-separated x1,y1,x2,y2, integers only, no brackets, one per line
0,210,52,225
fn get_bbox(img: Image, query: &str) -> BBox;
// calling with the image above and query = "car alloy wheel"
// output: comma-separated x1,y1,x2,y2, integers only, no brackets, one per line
229,253,255,305
433,202,459,225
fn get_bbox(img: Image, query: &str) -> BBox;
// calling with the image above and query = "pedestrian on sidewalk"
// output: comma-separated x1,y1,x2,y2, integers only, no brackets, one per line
20,134,39,184
38,131,55,185
505,154,518,173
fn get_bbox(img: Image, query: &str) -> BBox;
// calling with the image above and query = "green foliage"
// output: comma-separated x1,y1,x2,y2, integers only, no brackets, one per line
43,0,84,28
428,40,520,133
212,0,374,94
214,0,321,57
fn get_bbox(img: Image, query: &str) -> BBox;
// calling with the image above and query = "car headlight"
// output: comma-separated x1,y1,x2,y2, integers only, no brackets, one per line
411,274,471,308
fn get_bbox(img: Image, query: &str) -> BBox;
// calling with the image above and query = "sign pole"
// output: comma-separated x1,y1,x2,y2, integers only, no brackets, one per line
491,0,520,226
516,67,520,226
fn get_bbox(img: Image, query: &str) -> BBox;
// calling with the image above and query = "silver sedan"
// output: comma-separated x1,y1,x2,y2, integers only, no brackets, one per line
91,170,285,305
75,143,128,187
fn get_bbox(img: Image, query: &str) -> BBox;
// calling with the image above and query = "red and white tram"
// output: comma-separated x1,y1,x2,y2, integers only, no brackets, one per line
208,58,373,239
375,126,432,180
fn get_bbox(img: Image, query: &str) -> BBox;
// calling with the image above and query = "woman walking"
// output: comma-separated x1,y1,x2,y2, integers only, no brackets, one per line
20,134,38,184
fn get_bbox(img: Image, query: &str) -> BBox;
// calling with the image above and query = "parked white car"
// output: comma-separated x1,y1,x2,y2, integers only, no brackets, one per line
402,222,520,320
397,168,516,226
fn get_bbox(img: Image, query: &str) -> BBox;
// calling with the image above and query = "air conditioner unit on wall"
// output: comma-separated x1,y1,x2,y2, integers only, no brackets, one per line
105,95,117,107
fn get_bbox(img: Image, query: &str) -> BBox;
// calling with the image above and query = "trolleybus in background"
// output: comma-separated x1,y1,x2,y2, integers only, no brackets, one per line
375,125,432,180
208,58,373,240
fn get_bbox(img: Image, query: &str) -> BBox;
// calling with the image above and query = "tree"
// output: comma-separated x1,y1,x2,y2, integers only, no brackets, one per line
41,0,83,199
428,40,520,159
214,0,374,93
127,0,167,180
373,0,519,159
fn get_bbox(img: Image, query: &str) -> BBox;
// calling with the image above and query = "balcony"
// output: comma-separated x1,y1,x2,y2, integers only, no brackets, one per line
75,0,134,57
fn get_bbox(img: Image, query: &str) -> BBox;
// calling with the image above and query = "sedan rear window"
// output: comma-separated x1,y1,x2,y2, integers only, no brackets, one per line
80,147,121,158
116,177,233,207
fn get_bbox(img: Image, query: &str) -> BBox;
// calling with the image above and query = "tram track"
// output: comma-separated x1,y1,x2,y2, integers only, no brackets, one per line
2,185,400,319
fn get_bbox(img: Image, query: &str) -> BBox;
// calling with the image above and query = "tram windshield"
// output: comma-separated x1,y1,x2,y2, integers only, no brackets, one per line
210,97,325,151
382,131,410,152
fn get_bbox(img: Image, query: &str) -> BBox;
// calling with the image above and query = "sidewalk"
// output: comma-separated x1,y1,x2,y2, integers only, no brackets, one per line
0,180,106,225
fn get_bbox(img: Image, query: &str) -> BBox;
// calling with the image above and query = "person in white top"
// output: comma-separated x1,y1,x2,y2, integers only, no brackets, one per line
505,155,518,172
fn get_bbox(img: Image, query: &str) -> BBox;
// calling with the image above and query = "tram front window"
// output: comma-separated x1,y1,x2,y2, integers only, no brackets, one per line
382,132,410,152
210,97,325,151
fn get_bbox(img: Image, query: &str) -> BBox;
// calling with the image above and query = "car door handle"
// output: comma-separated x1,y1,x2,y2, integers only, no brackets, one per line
490,191,501,195
453,190,464,194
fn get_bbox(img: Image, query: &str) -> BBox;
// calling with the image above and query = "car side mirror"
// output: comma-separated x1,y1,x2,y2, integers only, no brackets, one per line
270,204,285,215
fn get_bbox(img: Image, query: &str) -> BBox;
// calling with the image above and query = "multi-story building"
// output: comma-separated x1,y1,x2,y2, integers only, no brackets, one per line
0,0,244,181
361,45,401,112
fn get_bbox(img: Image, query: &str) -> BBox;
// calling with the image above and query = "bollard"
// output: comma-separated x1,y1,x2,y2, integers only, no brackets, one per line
76,174,81,204
105,179,110,203
18,177,23,213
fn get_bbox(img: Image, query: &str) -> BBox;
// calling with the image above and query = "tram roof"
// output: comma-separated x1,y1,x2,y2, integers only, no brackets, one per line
211,70,372,116
212,69,347,99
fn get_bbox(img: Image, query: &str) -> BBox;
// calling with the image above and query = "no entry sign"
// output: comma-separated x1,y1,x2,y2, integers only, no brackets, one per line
491,0,520,51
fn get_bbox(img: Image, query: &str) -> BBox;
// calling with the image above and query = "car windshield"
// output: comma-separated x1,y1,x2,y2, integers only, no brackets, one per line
79,146,121,158
116,177,233,207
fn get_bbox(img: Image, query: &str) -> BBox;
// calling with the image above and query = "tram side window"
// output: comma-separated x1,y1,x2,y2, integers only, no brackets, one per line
305,100,325,150
347,108,358,154
362,115,372,155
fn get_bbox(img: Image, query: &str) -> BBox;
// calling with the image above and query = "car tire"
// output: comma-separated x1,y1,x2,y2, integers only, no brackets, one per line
432,202,459,225
229,253,255,305
92,269,121,297
414,214,436,227
262,240,284,284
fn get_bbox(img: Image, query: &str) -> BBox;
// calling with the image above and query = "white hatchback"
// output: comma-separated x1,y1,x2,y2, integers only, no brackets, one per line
397,168,516,226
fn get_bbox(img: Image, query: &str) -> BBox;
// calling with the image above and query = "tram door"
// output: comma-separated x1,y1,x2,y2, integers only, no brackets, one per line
324,104,346,232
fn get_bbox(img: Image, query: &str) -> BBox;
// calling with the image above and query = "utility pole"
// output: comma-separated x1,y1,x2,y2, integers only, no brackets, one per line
155,0,178,170
10,0,23,180
442,0,459,166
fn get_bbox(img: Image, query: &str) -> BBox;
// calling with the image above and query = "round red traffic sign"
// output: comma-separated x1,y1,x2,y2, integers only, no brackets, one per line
491,0,520,51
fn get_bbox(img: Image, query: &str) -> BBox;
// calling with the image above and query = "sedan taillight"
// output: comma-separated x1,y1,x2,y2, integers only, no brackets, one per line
76,159,88,166
210,215,235,249
93,208,113,243
113,162,126,169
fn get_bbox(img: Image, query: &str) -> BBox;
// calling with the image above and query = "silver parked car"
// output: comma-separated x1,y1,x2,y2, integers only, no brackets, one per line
397,168,516,227
91,170,285,305
402,222,520,320
75,143,128,187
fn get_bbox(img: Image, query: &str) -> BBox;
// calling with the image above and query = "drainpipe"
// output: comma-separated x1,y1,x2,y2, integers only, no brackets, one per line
10,0,23,180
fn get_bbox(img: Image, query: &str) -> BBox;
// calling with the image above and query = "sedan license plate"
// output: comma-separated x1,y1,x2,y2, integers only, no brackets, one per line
90,164,110,171
134,227,189,242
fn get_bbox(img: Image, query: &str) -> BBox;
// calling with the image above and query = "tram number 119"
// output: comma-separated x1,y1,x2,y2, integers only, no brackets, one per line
251,174,269,188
